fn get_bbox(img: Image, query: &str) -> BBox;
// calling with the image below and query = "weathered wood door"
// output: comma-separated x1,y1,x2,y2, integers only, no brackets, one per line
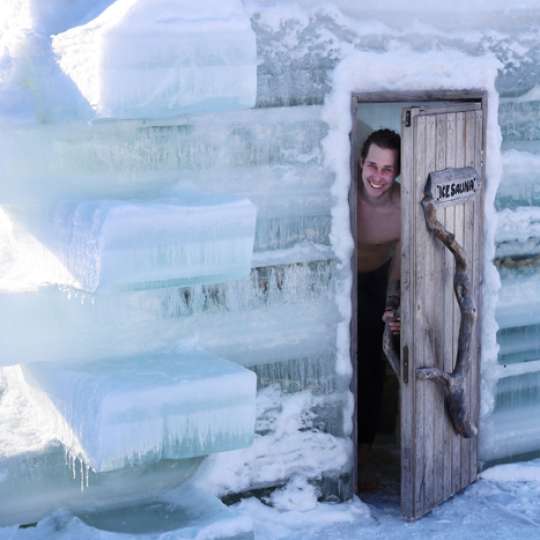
400,103,484,520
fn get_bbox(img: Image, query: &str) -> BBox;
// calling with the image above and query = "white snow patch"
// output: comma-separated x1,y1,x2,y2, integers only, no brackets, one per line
0,366,56,458
0,208,76,293
0,30,93,123
0,1,102,123
0,1,115,37
481,459,540,483
234,496,371,540
267,476,320,512
192,387,351,496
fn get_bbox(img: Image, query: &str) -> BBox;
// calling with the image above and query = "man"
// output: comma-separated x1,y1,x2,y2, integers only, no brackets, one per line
357,128,401,490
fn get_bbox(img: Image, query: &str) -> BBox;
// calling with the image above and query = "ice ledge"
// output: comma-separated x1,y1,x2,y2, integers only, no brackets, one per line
21,350,257,472
52,0,257,118
50,194,257,293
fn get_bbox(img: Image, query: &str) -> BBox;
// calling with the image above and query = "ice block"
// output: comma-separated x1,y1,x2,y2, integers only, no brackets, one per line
52,194,257,292
0,446,203,527
480,403,540,463
78,484,254,538
496,206,540,259
53,0,257,118
21,350,257,472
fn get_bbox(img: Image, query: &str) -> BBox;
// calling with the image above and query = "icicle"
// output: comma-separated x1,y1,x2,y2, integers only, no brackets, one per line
85,462,90,490
70,452,76,480
80,458,84,492
64,448,91,491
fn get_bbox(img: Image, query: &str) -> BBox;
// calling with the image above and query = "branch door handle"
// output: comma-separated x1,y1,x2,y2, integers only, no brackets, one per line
416,171,478,439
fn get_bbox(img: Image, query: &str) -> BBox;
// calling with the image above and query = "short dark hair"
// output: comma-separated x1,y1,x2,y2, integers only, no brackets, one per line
360,129,401,176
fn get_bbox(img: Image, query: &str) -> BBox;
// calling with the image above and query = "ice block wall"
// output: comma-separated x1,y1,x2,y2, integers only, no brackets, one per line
3,3,540,526
479,91,540,464
0,0,349,519
0,102,349,500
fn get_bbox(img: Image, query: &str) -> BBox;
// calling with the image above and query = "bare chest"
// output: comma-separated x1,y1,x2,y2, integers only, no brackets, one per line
357,200,400,245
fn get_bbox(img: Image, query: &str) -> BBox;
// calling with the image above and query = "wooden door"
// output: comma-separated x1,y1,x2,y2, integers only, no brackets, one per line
400,103,484,520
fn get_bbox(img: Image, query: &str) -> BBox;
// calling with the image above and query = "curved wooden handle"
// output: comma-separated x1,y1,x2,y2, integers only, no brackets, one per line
416,188,478,439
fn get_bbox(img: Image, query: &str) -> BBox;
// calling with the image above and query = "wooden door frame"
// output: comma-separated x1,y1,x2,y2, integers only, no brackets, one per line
349,89,488,503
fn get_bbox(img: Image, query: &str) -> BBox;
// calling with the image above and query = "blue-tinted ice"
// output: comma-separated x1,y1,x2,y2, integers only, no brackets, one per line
78,483,254,539
52,0,257,118
51,195,257,292
21,350,256,472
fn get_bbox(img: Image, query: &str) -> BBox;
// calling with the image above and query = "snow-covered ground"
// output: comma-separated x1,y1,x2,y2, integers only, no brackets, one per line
239,469,540,539
1,462,540,539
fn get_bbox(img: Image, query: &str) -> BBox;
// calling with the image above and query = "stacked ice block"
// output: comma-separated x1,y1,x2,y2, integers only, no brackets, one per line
480,268,540,463
21,350,257,473
53,0,257,117
52,195,257,292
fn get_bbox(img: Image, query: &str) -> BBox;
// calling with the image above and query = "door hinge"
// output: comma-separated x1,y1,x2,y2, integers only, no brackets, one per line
404,110,412,127
402,345,409,384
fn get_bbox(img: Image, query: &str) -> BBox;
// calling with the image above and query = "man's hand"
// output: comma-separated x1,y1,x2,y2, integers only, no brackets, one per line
383,308,400,335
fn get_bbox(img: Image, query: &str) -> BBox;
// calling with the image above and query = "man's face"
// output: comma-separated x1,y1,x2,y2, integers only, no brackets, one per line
360,143,399,199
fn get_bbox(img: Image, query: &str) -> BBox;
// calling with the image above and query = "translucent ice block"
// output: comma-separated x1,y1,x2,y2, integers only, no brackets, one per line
496,207,540,259
498,324,540,365
499,99,540,141
496,151,540,210
0,364,204,526
480,266,540,463
496,269,540,366
21,350,257,472
0,287,338,366
496,269,540,331
78,484,254,538
53,0,256,117
480,403,540,463
0,445,203,527
52,194,257,292
1,107,327,206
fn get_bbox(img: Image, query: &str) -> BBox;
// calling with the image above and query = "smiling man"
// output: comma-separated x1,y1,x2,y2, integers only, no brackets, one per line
356,128,401,490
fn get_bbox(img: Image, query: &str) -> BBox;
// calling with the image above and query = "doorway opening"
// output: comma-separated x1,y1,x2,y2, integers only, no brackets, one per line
350,90,486,520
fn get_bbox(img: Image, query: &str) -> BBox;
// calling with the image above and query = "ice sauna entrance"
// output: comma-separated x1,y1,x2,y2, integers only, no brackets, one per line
350,90,487,520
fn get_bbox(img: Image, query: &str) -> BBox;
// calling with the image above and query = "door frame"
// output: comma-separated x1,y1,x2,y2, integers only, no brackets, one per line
349,89,488,512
